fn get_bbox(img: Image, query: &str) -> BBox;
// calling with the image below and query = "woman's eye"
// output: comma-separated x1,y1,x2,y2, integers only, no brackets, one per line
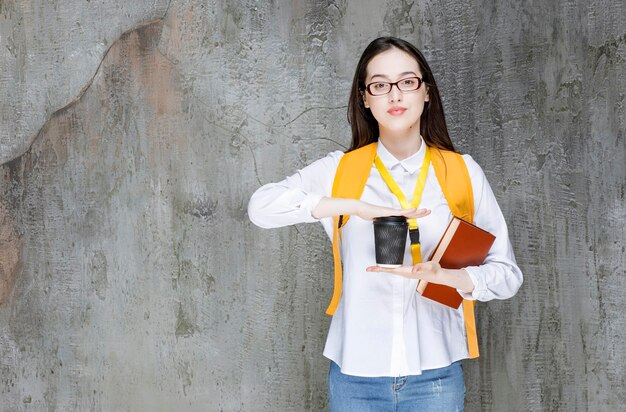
374,83,387,89
401,79,415,86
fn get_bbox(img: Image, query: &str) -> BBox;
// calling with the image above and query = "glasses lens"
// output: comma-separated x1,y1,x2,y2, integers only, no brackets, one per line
398,78,420,91
369,82,391,95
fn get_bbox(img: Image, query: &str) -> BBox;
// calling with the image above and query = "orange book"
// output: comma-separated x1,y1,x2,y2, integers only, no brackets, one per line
416,217,496,308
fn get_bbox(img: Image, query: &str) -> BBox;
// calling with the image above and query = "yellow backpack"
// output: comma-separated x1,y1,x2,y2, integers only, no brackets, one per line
326,141,479,358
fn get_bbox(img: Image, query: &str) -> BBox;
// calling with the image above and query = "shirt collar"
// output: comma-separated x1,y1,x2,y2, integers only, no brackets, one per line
376,135,427,174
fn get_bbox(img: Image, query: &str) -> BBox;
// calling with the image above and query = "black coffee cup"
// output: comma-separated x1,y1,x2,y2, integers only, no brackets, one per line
373,216,408,268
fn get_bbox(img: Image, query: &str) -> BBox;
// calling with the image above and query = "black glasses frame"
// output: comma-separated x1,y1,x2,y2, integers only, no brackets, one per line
364,76,424,96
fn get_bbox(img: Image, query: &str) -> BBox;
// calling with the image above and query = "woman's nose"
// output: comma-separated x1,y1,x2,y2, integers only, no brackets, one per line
388,84,403,102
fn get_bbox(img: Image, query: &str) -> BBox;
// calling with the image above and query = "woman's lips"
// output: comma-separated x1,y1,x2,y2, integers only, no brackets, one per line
387,107,407,116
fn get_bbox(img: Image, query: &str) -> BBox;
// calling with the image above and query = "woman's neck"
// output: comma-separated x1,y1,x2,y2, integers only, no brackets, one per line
378,127,422,160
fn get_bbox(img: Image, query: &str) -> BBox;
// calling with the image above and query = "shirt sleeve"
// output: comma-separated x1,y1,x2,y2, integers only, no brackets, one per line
456,155,524,301
247,150,344,229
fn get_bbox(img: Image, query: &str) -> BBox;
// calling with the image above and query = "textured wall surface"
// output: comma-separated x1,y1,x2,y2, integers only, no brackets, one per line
0,1,624,411
0,0,171,164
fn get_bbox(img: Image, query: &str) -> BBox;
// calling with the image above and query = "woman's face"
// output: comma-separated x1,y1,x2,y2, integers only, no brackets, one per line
362,47,429,134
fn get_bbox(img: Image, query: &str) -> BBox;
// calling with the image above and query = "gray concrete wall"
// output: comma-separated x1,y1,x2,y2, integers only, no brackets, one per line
0,0,624,411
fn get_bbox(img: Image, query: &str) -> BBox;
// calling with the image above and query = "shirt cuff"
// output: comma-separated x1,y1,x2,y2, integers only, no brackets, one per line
298,192,325,223
456,266,486,301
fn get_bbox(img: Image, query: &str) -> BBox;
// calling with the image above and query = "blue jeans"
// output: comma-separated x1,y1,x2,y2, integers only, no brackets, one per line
328,360,465,412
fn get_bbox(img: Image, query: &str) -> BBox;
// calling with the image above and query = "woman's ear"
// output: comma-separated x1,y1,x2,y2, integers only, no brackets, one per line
424,86,430,102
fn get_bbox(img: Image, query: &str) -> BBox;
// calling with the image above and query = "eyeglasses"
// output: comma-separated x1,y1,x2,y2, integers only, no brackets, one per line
364,76,424,96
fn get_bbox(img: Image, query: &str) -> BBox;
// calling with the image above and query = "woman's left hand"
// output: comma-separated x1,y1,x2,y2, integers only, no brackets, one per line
366,263,475,293
366,262,444,283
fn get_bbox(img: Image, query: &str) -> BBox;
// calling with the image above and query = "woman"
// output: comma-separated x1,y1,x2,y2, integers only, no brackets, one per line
248,37,522,411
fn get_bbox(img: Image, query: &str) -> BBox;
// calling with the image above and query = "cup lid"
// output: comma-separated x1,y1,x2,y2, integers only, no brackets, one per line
373,215,407,223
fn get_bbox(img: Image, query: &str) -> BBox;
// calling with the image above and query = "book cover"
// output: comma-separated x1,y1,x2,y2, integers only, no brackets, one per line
416,217,496,308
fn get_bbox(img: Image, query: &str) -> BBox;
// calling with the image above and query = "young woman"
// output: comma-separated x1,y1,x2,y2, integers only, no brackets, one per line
248,37,522,411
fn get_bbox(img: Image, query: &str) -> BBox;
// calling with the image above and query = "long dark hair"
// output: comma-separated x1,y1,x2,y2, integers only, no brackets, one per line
347,37,455,152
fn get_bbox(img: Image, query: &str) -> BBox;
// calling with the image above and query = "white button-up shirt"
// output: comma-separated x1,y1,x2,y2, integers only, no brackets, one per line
248,137,523,377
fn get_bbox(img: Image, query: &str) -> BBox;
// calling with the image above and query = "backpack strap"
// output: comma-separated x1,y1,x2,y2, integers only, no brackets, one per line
325,142,378,315
430,147,479,359
429,147,474,222
332,142,379,229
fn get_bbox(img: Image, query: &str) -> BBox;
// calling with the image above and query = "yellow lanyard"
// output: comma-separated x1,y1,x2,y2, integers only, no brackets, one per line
373,145,431,263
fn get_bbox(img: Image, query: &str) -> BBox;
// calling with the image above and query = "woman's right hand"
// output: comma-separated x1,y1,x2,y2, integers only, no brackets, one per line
354,200,430,221
311,197,430,221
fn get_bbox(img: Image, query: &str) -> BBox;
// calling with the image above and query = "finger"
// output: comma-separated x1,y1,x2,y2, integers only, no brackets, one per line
385,207,416,216
366,265,414,275
406,209,431,218
400,208,430,216
368,267,416,280
411,264,423,274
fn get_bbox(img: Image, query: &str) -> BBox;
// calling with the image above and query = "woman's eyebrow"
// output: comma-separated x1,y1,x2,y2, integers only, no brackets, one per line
369,71,417,80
